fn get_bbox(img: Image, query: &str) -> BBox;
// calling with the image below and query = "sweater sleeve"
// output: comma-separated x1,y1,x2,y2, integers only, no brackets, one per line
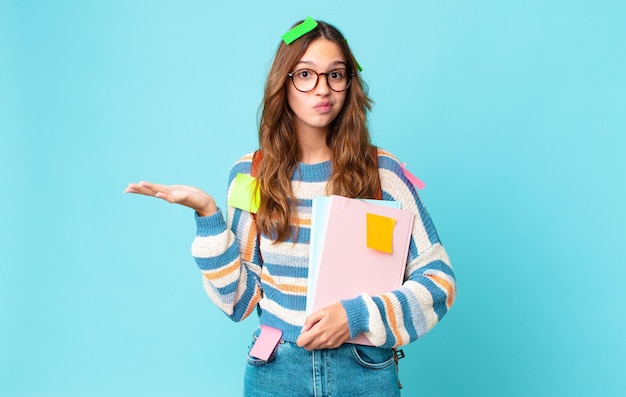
190,153,263,321
341,150,457,347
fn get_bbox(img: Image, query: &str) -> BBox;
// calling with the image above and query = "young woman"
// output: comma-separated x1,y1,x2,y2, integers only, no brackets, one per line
126,19,456,396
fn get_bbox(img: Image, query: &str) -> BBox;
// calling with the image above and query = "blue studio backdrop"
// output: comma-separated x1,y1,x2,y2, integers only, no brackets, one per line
1,1,625,396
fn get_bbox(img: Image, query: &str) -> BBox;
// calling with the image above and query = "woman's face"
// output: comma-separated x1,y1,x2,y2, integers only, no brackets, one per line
287,39,348,136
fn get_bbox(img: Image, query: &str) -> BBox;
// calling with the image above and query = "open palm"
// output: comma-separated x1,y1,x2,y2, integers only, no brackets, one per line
124,181,217,217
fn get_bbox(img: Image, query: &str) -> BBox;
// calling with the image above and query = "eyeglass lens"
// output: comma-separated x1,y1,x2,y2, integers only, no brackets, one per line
290,69,351,92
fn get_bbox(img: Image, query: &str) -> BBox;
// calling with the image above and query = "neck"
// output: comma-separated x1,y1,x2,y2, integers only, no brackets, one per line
296,126,331,164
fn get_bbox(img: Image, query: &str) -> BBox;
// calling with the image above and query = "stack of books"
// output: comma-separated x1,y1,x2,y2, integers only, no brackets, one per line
306,195,415,345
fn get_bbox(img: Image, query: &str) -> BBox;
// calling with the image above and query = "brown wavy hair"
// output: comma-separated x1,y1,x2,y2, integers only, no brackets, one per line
256,20,379,242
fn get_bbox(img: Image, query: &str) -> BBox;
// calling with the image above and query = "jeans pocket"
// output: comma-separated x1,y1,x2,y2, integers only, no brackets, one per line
349,345,396,370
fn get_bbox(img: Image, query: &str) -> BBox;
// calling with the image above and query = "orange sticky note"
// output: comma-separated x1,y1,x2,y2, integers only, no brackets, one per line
366,213,396,254
228,173,260,213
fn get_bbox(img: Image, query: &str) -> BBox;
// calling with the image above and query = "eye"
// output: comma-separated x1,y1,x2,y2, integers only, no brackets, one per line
329,69,345,81
297,69,314,79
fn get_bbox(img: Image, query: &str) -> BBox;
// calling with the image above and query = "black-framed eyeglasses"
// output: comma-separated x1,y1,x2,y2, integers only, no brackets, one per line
287,68,354,92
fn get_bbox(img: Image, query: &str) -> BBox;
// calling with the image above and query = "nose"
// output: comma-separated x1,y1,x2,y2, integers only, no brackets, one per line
314,73,331,95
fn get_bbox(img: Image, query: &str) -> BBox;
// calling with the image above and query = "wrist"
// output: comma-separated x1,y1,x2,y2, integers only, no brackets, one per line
197,203,218,217
341,295,369,338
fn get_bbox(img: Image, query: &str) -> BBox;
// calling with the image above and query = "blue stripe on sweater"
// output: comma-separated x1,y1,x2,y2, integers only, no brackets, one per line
264,226,311,244
296,198,313,208
417,205,440,246
262,253,309,270
214,279,238,297
377,156,402,176
264,261,309,278
392,289,419,341
231,207,243,232
400,286,429,337
228,157,331,184
294,161,332,182
259,311,301,340
228,160,253,183
407,238,419,266
262,284,306,311
294,227,311,244
417,277,449,320
194,243,239,271
229,272,260,321
372,296,398,347
195,210,228,237
418,259,455,279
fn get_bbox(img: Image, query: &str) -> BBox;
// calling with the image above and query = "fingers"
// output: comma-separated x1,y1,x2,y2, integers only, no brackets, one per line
124,181,171,200
302,311,322,331
296,311,321,348
296,314,317,349
124,181,150,194
296,330,313,349
138,181,168,195
297,326,343,351
296,325,327,350
296,305,350,350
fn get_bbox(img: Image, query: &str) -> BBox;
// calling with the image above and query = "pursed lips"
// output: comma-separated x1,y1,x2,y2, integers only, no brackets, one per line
314,101,332,113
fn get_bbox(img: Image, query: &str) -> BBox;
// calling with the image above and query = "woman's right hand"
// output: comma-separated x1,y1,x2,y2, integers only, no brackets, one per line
124,181,218,217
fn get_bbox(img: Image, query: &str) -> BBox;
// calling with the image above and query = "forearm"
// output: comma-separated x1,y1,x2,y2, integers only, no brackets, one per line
342,243,456,347
192,209,263,321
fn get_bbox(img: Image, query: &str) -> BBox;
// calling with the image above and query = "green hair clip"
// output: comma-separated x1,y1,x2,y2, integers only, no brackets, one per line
345,39,363,72
282,17,364,72
281,16,318,44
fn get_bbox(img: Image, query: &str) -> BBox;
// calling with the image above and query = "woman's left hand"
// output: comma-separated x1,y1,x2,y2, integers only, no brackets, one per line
296,302,350,350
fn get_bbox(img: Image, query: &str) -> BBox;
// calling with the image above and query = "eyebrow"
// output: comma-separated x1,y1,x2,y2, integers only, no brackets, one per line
295,60,347,69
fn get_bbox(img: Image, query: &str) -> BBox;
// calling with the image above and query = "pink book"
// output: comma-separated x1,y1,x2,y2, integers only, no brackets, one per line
308,195,415,345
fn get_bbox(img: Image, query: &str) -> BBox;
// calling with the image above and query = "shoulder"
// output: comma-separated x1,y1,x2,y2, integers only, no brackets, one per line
375,147,419,200
227,151,256,182
375,147,404,176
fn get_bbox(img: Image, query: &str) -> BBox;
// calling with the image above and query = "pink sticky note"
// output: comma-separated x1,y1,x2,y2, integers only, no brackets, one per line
402,163,426,190
249,325,282,361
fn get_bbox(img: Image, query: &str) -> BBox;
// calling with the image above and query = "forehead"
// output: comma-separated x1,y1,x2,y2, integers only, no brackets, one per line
296,39,346,68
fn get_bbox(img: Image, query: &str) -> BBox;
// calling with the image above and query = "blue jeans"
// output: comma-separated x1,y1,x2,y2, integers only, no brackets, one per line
243,328,401,396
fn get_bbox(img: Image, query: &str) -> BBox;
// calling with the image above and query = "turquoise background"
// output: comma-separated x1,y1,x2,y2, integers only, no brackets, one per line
2,0,625,396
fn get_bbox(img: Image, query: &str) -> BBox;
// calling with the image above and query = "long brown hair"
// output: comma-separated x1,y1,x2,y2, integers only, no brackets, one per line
256,20,379,242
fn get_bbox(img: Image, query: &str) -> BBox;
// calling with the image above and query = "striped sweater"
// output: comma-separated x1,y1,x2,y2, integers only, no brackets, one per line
191,149,456,347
